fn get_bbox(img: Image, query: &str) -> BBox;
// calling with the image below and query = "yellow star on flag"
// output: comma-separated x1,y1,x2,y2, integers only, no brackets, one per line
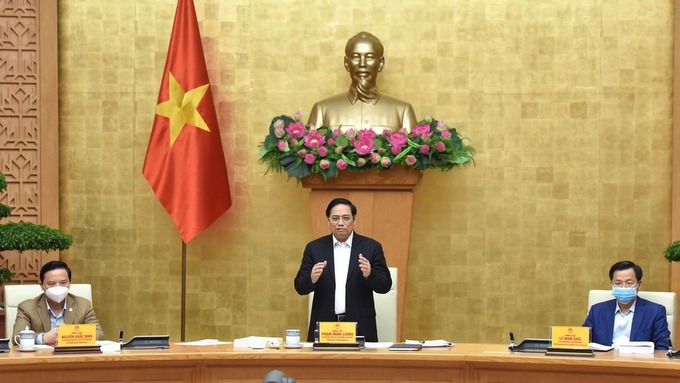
156,72,211,146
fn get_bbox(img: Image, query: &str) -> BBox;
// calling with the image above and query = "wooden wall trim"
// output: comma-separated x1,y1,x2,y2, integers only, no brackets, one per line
40,0,59,229
671,0,680,343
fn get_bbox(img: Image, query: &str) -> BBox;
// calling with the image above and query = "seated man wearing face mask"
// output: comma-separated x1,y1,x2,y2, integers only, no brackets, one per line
12,260,104,346
583,260,670,350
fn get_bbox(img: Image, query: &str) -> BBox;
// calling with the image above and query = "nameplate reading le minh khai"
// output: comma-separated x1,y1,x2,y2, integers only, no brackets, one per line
58,324,97,345
550,326,589,348
318,322,357,343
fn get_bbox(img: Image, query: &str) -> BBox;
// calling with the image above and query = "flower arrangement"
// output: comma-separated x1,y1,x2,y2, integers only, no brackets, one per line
258,111,475,180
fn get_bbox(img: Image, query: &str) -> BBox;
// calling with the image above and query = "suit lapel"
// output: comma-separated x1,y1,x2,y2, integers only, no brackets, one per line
36,295,51,332
630,298,645,340
347,234,361,280
324,235,336,289
64,295,75,324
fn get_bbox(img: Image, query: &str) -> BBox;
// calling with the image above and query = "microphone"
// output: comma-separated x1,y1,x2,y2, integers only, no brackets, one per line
668,338,675,357
263,370,295,383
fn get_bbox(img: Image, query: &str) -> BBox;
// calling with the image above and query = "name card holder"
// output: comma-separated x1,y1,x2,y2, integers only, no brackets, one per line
0,338,9,353
122,335,170,349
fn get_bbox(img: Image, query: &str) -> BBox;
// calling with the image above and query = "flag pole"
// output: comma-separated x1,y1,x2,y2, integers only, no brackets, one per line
181,240,187,341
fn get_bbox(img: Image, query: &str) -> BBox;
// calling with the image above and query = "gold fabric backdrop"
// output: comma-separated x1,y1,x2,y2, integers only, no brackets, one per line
57,0,673,343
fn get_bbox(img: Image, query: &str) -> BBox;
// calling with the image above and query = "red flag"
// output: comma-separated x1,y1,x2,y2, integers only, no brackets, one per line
143,0,231,243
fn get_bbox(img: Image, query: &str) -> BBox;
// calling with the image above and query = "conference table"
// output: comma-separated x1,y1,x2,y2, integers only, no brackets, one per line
1,342,680,383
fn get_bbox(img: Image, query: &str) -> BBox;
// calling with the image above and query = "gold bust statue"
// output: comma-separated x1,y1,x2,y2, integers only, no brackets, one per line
307,31,417,132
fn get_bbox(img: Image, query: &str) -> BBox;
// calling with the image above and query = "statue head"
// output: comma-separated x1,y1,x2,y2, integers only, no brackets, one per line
343,32,385,102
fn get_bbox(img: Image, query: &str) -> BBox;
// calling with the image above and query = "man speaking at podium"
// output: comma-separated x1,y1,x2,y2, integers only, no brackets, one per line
307,31,417,133
294,198,392,342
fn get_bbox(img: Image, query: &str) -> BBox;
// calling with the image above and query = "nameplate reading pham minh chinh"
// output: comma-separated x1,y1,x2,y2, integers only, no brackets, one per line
318,322,357,343
58,324,97,345
550,326,589,348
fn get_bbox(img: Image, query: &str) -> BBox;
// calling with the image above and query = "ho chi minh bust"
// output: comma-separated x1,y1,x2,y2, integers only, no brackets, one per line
307,31,417,133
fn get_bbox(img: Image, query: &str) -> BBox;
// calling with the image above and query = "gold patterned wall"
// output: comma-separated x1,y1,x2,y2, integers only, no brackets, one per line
55,0,674,344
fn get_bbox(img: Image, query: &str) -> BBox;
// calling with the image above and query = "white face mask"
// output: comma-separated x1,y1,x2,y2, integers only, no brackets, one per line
45,286,69,303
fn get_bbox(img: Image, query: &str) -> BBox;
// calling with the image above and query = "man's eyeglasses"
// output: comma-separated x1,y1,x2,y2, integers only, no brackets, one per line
611,281,638,288
329,215,353,224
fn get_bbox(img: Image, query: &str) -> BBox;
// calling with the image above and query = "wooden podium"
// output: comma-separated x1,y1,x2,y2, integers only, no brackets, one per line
301,165,422,341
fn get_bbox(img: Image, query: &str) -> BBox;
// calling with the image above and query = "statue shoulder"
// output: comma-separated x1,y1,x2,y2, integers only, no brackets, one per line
378,93,414,108
312,93,348,108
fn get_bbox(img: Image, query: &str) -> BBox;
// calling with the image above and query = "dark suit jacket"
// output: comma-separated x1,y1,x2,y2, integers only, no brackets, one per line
13,293,105,343
294,232,392,342
583,297,670,350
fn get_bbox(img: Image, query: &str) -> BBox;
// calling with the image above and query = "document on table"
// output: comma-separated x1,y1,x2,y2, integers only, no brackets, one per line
616,341,654,355
588,342,614,351
175,339,232,346
404,339,454,347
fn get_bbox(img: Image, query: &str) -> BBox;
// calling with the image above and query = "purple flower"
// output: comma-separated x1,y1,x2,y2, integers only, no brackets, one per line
304,153,316,164
419,145,430,155
380,157,391,167
337,159,348,170
435,141,446,152
304,131,326,149
319,159,330,170
286,121,306,138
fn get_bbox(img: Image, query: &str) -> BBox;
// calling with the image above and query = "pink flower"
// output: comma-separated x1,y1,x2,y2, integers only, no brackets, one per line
317,146,328,157
332,129,342,138
286,121,306,138
345,128,356,138
353,138,374,156
335,146,344,154
294,110,302,121
357,129,376,141
328,138,335,146
405,155,417,166
304,131,326,148
357,157,367,167
441,129,452,139
380,157,391,167
277,140,289,152
297,149,307,157
435,141,446,152
370,153,381,164
291,138,299,146
273,119,286,138
419,145,430,155
386,131,407,155
337,159,348,170
319,159,330,169
411,124,431,137
436,120,446,131
304,153,316,164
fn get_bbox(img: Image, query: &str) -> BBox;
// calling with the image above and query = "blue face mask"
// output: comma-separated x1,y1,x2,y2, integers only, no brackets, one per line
611,287,637,304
